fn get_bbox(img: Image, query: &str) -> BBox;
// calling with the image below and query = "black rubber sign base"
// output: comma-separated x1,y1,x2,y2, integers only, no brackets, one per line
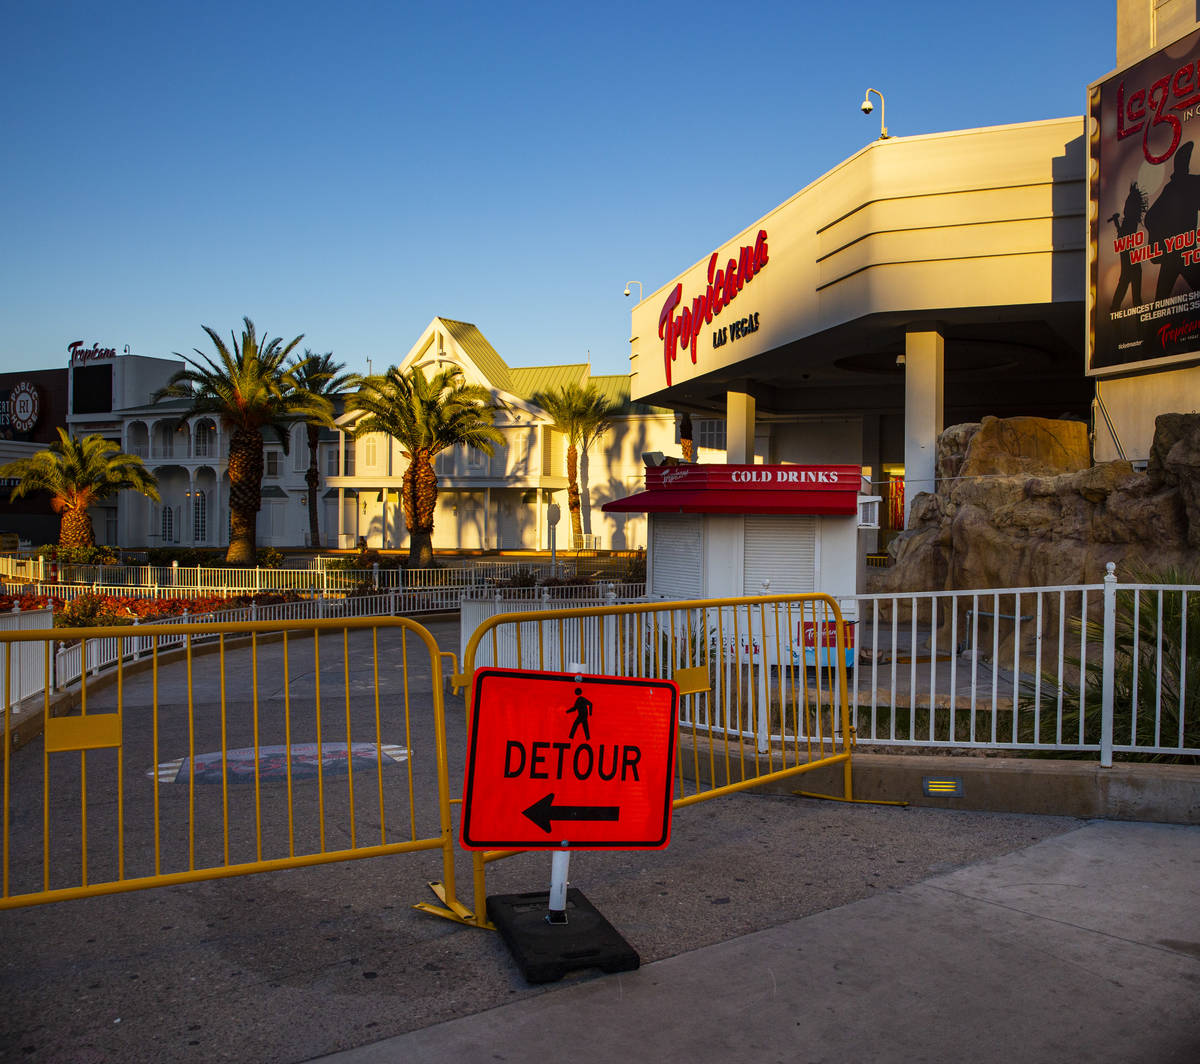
486,888,640,984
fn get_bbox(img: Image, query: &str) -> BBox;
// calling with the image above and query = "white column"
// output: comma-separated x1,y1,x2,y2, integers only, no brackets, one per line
726,391,756,464
903,329,944,527
338,487,345,548
484,487,491,549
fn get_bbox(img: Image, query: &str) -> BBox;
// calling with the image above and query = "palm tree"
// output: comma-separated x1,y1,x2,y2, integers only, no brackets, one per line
289,350,358,549
0,428,159,548
680,412,695,462
531,382,618,549
154,318,332,565
346,364,501,568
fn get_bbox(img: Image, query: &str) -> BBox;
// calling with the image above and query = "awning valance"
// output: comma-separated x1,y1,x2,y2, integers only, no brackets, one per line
601,463,860,516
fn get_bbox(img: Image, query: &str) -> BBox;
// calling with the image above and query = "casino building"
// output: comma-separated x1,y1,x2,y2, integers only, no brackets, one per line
605,0,1200,601
604,0,1200,599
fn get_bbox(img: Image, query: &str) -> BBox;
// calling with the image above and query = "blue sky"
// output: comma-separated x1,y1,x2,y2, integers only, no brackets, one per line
1,1,1115,380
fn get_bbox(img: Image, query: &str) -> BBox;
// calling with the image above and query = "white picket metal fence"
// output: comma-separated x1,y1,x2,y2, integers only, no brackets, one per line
466,566,1197,765
0,555,44,583
459,583,648,669
4,555,627,598
5,553,1194,764
6,593,452,712
0,608,55,706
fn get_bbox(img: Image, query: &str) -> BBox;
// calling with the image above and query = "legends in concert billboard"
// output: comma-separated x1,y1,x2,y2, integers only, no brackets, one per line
1089,25,1200,376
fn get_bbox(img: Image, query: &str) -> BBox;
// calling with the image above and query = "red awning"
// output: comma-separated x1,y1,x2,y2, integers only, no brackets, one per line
602,487,858,516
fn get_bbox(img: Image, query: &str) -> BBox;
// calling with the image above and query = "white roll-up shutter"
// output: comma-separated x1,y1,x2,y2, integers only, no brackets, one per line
743,515,817,595
650,515,703,600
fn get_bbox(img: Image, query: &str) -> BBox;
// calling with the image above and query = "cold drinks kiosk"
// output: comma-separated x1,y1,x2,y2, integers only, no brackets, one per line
603,463,869,629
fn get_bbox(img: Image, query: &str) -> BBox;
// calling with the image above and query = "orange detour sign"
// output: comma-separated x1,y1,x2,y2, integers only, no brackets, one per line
460,668,679,851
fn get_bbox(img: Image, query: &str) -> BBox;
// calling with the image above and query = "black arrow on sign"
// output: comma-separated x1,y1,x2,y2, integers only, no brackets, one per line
522,793,620,834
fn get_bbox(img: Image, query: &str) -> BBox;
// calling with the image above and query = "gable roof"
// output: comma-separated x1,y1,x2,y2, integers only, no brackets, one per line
438,318,511,393
418,317,672,417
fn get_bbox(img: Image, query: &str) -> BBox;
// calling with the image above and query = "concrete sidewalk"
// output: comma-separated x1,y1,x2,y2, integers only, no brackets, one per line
314,820,1200,1064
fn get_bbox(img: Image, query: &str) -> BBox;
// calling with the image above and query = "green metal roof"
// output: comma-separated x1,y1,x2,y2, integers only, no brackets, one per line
590,373,671,415
433,318,671,416
508,363,588,401
438,318,511,393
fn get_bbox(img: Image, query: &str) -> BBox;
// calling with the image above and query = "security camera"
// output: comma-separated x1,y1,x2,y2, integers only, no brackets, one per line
623,286,631,297
861,97,874,115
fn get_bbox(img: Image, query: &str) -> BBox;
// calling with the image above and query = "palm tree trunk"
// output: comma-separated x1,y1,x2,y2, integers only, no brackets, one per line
227,427,263,566
59,508,95,549
306,424,321,548
409,449,437,568
566,443,583,549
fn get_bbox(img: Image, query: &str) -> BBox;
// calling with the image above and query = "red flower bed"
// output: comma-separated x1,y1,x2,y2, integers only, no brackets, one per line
105,592,301,619
0,593,54,613
0,591,300,620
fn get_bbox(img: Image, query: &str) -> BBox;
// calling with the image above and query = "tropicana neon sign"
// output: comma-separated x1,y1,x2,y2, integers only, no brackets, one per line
657,229,768,386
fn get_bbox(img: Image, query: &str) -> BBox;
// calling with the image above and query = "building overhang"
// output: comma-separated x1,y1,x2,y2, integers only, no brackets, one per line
628,118,1091,422
602,464,860,516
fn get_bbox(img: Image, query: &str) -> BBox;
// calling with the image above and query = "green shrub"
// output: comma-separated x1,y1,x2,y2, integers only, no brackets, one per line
256,547,285,569
37,545,119,566
490,567,540,588
54,592,133,630
146,547,221,567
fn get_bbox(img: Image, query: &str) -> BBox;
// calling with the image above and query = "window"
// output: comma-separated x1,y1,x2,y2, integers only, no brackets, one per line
435,447,456,476
541,428,561,475
512,431,530,473
193,492,207,542
195,423,213,457
293,426,307,472
161,505,175,544
466,444,487,471
343,438,356,476
266,451,280,478
696,419,726,450
326,447,339,476
364,437,377,469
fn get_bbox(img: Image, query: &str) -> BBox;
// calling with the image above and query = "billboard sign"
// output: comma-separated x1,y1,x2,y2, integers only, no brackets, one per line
1089,26,1200,375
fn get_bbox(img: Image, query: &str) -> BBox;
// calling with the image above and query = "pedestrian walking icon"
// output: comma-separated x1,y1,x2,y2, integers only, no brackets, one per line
567,687,593,740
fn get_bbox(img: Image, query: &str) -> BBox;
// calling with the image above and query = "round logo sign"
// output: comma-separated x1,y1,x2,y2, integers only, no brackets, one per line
9,382,41,433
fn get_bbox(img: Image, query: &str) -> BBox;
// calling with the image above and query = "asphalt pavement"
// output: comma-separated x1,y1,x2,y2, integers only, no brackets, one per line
314,818,1200,1064
1,619,1197,1063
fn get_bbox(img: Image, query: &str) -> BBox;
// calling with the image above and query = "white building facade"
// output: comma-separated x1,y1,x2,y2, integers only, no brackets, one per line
65,349,323,550
62,322,692,553
328,317,683,552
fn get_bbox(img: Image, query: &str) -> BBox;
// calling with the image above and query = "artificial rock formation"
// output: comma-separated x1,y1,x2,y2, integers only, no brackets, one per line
871,413,1200,593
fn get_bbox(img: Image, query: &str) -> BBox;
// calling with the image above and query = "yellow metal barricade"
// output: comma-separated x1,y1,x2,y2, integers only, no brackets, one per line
0,617,467,918
441,593,854,928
